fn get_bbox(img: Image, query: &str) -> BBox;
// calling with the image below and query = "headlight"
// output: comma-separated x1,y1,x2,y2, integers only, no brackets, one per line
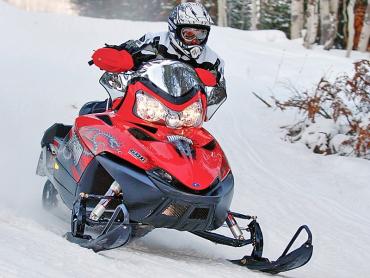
135,91,167,122
134,91,203,128
180,101,203,127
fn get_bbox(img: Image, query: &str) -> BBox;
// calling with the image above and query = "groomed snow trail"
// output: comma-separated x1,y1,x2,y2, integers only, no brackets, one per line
0,1,369,277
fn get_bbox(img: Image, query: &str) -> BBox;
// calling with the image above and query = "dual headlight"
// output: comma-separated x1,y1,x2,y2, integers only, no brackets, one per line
134,91,203,128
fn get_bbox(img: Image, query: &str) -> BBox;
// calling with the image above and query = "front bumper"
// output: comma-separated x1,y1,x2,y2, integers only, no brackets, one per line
96,154,234,232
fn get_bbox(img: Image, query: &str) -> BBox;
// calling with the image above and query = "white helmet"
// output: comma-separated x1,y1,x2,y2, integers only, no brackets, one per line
168,3,214,59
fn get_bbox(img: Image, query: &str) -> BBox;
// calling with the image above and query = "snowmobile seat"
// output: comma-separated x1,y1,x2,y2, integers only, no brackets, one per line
41,123,72,148
79,100,108,116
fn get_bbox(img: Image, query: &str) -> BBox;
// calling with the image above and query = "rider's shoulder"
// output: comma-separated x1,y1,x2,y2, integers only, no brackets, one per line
140,31,168,41
199,45,224,66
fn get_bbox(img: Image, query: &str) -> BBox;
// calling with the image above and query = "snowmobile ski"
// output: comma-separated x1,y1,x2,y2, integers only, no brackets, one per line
230,225,313,274
193,214,312,275
65,193,131,252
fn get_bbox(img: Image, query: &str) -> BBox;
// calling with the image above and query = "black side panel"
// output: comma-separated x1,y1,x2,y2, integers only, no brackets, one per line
96,155,164,222
41,123,72,147
77,158,114,195
54,158,78,195
76,157,115,210
79,100,108,116
52,176,75,209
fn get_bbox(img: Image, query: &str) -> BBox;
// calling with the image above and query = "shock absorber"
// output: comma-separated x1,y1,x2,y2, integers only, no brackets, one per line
89,181,121,221
226,213,245,240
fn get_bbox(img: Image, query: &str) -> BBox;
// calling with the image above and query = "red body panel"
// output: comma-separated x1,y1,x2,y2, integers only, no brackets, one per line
195,68,217,87
73,80,230,191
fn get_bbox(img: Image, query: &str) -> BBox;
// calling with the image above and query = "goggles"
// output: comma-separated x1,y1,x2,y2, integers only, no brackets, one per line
180,27,208,45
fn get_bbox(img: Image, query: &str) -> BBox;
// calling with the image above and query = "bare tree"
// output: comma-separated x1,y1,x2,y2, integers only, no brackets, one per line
358,1,370,52
346,0,356,57
320,0,339,50
291,0,304,39
304,0,319,49
217,0,227,26
320,0,331,47
251,0,259,31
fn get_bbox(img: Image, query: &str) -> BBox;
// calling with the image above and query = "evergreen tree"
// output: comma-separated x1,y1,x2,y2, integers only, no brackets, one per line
259,0,291,37
227,0,252,30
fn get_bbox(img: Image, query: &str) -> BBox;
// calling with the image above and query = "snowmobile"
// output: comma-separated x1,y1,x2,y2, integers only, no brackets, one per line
36,48,313,274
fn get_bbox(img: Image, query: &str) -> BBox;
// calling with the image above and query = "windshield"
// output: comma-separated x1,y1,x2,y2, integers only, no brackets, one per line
138,60,202,97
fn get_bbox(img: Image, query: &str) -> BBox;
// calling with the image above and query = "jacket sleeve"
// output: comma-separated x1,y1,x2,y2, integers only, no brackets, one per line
115,33,160,68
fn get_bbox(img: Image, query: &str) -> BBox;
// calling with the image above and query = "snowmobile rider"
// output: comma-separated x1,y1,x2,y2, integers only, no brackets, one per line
84,2,226,115
115,2,226,90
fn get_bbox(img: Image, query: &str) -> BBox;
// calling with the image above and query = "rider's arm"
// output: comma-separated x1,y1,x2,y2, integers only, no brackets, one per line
114,33,160,68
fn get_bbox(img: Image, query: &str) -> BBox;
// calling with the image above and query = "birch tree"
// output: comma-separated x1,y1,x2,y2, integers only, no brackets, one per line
327,0,339,49
319,0,339,50
250,0,258,30
291,0,304,39
320,0,331,46
217,0,228,26
346,0,356,57
304,0,319,49
358,1,370,52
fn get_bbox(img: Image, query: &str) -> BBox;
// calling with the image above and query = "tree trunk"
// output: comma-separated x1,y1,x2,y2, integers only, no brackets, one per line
320,0,330,45
217,0,227,27
291,0,304,39
358,2,370,52
320,0,339,50
251,0,259,31
325,0,339,49
304,0,319,49
346,0,356,57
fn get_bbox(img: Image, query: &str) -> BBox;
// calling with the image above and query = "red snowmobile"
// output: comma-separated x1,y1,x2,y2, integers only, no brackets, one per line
36,48,313,274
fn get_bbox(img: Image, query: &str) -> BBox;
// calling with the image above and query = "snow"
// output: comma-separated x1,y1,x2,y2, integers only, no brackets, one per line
0,1,370,277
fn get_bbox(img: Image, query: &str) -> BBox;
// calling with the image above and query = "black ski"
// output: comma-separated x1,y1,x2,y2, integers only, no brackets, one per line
230,225,313,274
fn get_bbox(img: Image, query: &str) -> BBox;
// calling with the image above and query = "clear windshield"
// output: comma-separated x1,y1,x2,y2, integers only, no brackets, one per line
99,60,226,122
138,60,202,97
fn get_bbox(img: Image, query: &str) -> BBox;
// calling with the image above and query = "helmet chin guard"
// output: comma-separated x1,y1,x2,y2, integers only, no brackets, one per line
168,3,213,59
189,46,203,59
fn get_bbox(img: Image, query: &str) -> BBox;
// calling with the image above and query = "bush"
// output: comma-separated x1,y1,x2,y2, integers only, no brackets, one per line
273,60,370,159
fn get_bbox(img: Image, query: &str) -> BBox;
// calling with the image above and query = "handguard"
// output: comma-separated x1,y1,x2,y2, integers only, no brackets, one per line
91,48,134,73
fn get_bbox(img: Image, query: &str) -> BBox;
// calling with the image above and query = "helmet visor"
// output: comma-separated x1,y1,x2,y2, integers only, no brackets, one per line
180,27,208,45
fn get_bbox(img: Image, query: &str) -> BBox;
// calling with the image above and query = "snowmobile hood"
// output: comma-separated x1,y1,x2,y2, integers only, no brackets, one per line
145,138,224,191
75,115,229,192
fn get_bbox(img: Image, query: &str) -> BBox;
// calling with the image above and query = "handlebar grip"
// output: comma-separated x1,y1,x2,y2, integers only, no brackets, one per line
88,60,94,66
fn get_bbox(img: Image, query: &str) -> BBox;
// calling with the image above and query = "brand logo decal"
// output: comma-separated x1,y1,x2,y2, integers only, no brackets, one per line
129,149,146,162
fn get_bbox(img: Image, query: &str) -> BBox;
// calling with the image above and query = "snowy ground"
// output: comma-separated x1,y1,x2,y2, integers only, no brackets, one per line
0,1,369,277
